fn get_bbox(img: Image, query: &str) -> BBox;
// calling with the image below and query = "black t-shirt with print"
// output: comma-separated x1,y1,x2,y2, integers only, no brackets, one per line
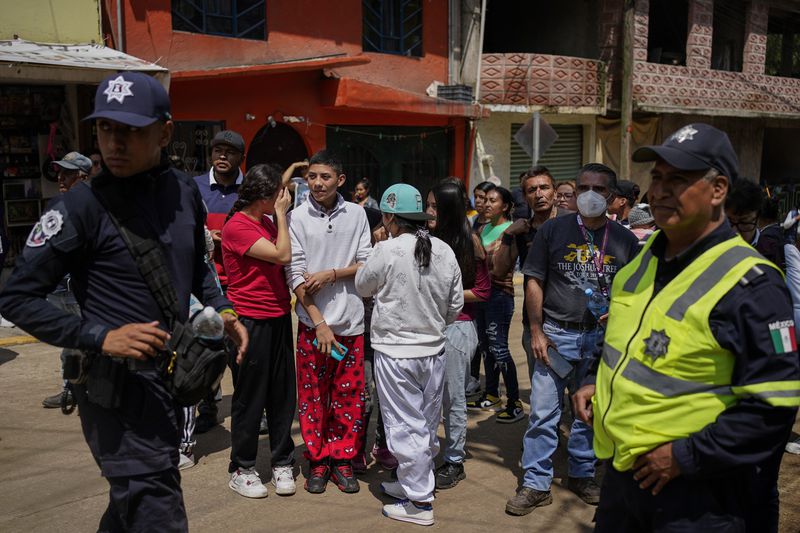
522,213,640,323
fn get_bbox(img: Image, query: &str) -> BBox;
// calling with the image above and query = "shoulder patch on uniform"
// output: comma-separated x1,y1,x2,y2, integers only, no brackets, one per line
25,209,64,248
768,320,797,354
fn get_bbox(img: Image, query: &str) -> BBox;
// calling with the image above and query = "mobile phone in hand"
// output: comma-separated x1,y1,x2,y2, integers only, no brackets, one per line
312,338,349,361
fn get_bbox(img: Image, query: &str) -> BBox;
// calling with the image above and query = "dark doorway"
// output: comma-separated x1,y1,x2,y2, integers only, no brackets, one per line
246,122,309,174
325,125,450,201
761,127,800,184
648,0,689,65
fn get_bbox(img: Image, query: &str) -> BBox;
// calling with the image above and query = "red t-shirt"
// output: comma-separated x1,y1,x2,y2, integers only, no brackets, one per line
222,212,291,319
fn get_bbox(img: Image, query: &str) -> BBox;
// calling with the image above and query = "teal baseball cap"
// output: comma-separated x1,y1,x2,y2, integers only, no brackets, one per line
380,183,434,221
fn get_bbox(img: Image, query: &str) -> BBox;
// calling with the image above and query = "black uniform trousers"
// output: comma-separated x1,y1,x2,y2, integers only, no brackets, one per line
595,466,748,533
74,369,187,533
229,314,296,472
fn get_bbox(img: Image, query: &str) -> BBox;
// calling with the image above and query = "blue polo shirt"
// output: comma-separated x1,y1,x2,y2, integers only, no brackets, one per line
193,168,243,216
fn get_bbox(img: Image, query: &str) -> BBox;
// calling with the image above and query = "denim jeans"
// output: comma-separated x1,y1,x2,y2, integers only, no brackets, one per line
784,244,800,336
478,288,519,402
521,320,534,380
521,319,601,490
442,320,479,464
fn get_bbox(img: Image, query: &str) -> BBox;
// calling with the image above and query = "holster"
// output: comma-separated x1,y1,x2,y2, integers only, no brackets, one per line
84,355,127,409
62,349,94,385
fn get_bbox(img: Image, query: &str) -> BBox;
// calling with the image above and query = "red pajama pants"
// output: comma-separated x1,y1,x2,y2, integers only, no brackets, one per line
296,323,365,462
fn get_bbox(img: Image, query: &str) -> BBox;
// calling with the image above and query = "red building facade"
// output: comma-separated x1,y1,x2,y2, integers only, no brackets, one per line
107,0,480,195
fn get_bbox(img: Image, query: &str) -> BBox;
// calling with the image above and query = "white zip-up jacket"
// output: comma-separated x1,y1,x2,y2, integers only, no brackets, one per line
355,233,464,358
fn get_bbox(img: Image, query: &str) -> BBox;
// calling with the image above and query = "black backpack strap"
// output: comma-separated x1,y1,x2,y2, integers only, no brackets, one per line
91,183,181,329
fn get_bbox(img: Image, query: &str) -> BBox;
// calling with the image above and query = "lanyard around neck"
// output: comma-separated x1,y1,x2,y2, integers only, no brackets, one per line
576,214,610,296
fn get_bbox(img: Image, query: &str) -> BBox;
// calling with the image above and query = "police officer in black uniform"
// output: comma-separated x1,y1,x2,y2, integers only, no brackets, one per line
0,72,247,532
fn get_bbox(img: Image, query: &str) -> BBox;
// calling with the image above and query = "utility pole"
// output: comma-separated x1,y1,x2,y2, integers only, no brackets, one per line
620,0,635,180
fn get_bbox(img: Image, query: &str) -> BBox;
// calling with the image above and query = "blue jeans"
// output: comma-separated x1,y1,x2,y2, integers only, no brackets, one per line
442,321,479,463
477,288,519,403
521,319,601,490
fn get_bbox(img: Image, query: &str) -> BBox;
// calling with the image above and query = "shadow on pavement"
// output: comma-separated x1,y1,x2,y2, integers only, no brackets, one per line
0,348,18,366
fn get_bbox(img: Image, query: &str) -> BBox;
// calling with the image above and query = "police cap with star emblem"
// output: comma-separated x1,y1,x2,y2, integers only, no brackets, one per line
84,72,172,127
632,123,739,182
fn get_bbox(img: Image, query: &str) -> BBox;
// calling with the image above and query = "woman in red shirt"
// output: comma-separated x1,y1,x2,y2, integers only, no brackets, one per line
222,164,294,499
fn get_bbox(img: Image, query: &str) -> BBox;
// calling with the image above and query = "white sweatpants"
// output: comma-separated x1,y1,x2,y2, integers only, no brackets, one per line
375,349,447,503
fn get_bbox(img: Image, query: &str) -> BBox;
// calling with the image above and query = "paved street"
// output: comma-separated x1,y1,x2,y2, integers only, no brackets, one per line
1,292,799,532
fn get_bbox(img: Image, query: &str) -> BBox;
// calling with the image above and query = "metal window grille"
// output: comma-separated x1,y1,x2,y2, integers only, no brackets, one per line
362,0,423,57
172,0,266,40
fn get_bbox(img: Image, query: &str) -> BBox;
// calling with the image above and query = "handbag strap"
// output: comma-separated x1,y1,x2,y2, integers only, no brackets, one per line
91,182,181,329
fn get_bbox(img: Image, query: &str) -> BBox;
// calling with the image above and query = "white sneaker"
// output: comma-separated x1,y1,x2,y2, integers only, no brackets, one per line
786,438,800,454
178,452,195,470
271,465,296,496
229,467,268,498
382,499,434,526
380,480,406,499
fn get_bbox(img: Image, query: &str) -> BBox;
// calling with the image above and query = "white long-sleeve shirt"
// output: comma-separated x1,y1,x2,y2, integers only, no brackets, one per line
355,233,464,358
286,194,372,336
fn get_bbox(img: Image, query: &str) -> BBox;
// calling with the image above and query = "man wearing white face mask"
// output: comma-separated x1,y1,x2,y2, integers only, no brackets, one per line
505,163,640,516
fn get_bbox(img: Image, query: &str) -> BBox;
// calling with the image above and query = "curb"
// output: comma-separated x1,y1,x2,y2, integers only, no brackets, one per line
0,335,39,348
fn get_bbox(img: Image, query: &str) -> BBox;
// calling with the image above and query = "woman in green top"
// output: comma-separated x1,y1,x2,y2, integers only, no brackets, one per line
467,186,523,424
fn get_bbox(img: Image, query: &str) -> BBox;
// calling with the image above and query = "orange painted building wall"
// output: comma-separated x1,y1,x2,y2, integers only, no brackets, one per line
117,0,449,94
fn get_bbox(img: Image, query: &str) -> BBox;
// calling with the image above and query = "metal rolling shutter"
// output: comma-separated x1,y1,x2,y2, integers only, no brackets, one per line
510,123,583,182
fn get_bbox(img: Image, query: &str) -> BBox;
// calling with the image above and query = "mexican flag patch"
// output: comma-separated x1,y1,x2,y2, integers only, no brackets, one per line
768,320,797,354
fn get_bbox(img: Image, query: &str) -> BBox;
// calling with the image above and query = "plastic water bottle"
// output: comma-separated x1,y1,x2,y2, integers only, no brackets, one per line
585,288,609,319
191,306,224,341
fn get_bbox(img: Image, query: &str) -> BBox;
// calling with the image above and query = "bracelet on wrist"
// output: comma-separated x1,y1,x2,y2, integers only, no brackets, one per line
332,268,337,283
313,319,327,328
220,308,238,319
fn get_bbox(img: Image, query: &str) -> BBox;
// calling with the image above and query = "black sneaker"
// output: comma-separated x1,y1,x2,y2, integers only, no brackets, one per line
304,461,330,494
505,487,553,516
567,476,601,505
331,460,360,493
496,400,525,424
195,402,219,434
435,462,465,489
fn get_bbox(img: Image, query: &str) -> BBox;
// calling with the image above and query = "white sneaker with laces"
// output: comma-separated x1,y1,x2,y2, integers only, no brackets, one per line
271,465,296,495
178,452,195,470
382,499,434,526
229,467,268,498
380,480,406,499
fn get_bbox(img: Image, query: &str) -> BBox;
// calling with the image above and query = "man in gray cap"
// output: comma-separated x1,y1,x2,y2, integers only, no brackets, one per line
572,123,799,532
40,151,94,408
53,151,92,193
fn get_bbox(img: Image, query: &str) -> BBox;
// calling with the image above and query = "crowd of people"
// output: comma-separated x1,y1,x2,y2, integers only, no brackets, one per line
0,71,799,532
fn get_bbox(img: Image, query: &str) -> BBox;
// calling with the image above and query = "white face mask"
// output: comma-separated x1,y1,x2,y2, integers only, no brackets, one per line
576,190,609,218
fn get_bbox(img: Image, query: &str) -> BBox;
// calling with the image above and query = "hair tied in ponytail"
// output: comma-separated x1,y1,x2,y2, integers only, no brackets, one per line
415,228,430,239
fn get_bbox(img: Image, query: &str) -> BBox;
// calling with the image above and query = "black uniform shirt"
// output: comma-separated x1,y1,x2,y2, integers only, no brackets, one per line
0,161,231,352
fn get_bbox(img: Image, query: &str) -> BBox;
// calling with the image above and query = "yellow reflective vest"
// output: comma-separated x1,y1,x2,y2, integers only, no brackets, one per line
593,232,800,472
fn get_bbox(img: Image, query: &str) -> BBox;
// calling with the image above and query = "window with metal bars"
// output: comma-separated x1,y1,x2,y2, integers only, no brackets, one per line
362,0,423,57
172,0,266,40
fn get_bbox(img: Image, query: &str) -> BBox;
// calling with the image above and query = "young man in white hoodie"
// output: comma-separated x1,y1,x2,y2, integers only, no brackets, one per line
356,184,464,526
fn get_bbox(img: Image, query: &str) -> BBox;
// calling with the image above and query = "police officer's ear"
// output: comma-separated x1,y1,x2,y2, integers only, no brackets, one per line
709,173,730,208
157,120,175,149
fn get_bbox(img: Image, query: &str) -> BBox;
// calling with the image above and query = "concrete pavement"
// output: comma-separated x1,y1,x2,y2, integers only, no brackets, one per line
1,294,799,532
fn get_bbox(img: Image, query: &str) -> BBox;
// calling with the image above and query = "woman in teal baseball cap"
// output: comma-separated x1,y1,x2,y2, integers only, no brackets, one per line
355,183,464,526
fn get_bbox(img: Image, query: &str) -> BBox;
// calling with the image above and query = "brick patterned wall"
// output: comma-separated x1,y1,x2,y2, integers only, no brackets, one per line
629,0,800,117
478,0,800,118
479,53,605,111
686,0,713,68
743,0,769,74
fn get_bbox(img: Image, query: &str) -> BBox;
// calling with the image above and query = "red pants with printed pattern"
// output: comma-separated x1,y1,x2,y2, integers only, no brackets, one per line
296,323,365,462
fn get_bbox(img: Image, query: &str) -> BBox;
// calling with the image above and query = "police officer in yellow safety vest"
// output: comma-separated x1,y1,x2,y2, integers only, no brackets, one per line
572,123,800,533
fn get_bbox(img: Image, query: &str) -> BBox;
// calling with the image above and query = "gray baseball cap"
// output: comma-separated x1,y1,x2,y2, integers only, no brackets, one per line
53,152,92,174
